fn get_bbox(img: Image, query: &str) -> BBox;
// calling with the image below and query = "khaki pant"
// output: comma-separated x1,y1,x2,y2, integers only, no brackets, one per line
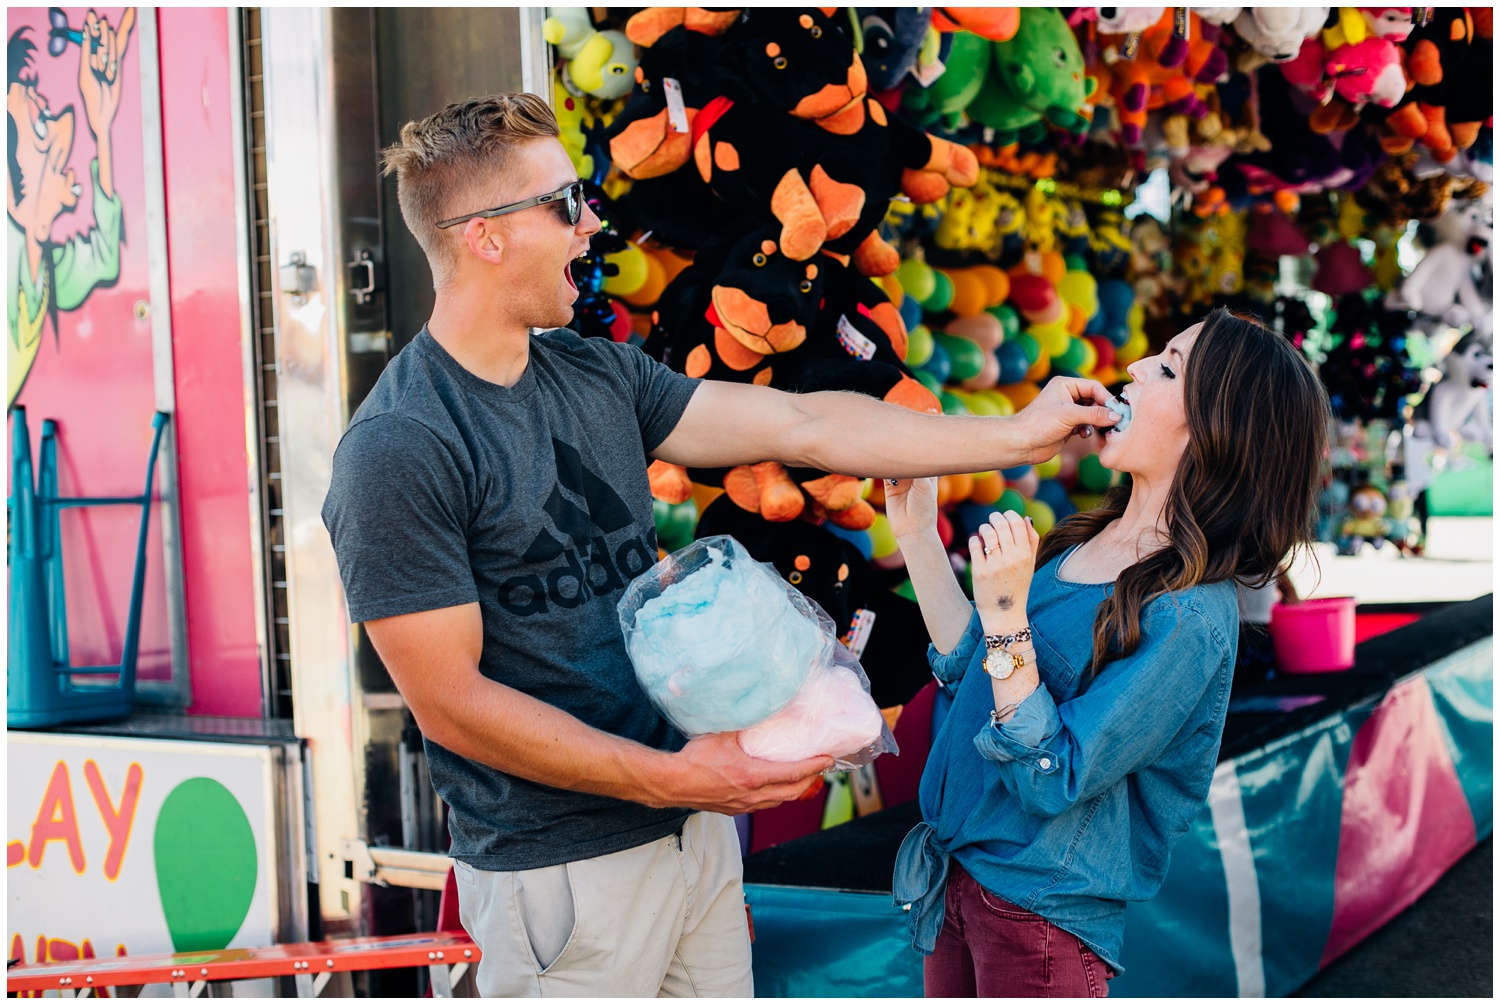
455,812,753,997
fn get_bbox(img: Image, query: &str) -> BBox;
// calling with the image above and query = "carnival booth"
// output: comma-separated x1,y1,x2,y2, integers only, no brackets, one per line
7,5,1492,999
529,5,1494,997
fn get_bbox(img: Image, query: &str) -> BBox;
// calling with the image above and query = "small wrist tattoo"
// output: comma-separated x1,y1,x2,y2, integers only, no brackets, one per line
997,596,1015,612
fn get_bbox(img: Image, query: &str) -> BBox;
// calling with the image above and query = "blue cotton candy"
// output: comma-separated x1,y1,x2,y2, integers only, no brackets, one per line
621,537,827,735
1105,395,1131,432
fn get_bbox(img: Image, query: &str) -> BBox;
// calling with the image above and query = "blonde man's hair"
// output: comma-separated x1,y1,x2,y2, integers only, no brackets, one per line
381,92,559,286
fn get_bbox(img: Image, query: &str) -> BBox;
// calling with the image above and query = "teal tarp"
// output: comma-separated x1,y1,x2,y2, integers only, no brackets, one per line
746,640,1493,997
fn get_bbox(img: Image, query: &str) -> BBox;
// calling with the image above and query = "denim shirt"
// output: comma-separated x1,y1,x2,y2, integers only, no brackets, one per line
892,547,1238,974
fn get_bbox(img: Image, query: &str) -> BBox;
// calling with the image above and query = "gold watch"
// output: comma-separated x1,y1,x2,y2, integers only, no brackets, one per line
983,645,1024,680
982,627,1031,680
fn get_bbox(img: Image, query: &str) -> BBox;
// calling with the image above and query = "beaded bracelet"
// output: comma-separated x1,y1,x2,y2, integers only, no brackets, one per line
984,626,1032,649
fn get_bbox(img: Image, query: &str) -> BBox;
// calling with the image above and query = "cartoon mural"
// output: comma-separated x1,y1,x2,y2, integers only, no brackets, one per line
8,7,174,689
8,7,134,407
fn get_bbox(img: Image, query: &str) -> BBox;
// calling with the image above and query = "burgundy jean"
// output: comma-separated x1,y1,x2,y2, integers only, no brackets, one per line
924,863,1114,998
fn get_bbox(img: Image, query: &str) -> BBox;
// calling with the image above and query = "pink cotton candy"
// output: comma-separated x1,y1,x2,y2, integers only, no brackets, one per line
737,661,885,764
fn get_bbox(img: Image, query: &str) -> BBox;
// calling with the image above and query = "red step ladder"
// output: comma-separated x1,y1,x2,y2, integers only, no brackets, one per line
5,931,479,998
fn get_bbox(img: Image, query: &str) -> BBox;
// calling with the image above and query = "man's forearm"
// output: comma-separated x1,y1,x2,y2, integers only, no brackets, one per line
414,670,682,808
786,390,1032,478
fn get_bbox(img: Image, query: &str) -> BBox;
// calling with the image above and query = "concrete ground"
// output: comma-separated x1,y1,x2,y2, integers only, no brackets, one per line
1289,517,1493,604
1295,837,1493,997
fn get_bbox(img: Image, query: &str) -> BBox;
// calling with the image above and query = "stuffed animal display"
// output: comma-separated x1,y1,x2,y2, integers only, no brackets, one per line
542,8,1493,845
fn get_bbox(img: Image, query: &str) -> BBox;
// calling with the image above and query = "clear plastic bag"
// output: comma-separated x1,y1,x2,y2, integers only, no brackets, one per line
619,535,898,768
620,536,827,734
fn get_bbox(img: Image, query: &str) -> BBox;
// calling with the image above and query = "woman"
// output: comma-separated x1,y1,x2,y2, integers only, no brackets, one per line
886,309,1329,997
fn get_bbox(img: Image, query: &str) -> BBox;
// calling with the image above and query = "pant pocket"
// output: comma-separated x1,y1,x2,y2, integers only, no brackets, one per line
974,886,1048,924
515,862,577,973
1078,946,1112,997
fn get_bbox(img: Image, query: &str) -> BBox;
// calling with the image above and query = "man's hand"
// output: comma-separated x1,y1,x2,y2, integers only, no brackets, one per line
662,732,833,815
1011,376,1119,465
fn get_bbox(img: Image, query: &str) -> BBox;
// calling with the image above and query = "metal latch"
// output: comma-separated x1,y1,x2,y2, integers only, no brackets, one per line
348,249,377,305
279,251,317,305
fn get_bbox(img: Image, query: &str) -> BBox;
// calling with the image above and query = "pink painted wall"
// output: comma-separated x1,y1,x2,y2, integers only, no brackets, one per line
158,7,263,717
9,7,171,681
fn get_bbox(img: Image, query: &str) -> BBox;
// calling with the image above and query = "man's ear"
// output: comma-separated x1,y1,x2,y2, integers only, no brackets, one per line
462,217,506,266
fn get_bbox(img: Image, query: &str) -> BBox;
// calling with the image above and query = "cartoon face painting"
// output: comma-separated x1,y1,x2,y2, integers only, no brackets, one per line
7,8,134,407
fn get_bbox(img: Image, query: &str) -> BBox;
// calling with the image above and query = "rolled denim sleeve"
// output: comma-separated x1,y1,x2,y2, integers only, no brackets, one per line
971,602,1232,818
973,681,1063,771
927,607,984,691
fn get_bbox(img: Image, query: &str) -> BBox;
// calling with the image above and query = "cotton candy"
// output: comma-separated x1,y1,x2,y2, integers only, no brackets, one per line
623,538,825,735
737,659,886,764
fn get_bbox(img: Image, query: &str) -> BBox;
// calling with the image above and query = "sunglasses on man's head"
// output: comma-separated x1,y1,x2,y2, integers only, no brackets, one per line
436,181,584,230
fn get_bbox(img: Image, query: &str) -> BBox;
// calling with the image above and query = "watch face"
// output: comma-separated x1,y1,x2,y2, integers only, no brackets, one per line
984,651,1015,680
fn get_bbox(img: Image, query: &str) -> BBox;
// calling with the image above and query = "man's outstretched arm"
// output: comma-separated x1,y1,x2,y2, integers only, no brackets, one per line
652,375,1119,474
365,602,831,815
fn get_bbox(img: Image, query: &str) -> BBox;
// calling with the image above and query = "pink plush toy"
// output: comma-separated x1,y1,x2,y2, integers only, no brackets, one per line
1325,35,1407,108
1360,6,1416,42
1282,6,1413,111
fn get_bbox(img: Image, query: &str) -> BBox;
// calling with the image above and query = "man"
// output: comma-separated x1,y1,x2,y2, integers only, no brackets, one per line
7,10,134,406
323,93,1117,997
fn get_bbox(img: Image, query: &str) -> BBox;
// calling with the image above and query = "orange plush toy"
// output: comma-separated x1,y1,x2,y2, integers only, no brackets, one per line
1383,8,1490,162
1096,8,1229,146
930,7,1020,41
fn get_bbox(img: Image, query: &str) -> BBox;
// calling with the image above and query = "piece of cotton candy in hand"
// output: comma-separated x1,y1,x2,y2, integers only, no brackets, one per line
737,660,885,764
628,543,824,735
1105,395,1131,433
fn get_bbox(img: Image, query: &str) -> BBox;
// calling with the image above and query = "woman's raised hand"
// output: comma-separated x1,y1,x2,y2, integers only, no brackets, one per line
884,477,939,542
970,510,1040,627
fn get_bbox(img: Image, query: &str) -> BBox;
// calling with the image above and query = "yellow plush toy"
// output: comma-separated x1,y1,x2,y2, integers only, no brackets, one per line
553,71,595,178
546,8,638,100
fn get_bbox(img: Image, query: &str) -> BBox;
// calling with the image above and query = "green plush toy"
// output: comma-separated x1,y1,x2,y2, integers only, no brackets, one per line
902,31,993,130
967,7,1093,144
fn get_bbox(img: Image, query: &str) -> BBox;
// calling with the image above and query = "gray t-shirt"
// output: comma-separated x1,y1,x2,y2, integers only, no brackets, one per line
322,327,700,870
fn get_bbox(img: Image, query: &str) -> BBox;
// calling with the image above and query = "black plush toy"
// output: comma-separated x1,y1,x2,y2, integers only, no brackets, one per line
1320,293,1424,422
608,8,978,272
606,22,740,248
694,495,934,709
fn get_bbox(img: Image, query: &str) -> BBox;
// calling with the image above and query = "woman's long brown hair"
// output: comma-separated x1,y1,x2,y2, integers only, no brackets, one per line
1035,307,1330,674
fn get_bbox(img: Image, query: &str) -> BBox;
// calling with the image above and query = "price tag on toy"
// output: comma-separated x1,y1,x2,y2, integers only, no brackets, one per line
663,77,689,134
842,608,876,659
836,315,877,360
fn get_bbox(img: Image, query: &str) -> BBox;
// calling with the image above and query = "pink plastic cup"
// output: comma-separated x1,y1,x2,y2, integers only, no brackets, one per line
1269,597,1357,674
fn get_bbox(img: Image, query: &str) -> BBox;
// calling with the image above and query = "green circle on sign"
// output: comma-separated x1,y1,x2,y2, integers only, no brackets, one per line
155,778,258,952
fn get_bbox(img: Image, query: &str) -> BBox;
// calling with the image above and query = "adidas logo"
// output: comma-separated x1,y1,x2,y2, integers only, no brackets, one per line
497,438,656,616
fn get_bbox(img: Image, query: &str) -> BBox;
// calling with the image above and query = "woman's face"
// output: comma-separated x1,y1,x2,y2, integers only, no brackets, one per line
1098,323,1201,479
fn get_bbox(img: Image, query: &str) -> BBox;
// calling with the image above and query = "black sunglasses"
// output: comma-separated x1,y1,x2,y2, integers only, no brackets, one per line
436,181,584,230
